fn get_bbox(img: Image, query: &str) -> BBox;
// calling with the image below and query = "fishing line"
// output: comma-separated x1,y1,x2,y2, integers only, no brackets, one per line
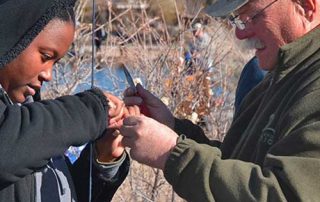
89,0,96,201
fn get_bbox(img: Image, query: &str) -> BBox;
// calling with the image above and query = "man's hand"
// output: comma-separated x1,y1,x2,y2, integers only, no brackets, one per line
123,84,175,129
120,116,178,170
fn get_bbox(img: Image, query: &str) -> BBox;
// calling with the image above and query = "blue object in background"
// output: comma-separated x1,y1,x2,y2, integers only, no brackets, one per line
65,145,86,163
234,57,267,114
185,51,192,64
184,51,194,75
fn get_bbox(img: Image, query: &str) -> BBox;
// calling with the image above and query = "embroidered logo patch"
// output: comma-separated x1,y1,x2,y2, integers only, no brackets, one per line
260,114,276,146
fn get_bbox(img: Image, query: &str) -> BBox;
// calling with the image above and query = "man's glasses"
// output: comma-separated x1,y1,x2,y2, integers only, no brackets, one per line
228,0,279,30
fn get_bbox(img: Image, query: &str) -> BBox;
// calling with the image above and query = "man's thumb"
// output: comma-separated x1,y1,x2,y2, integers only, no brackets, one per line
136,83,157,103
123,116,139,126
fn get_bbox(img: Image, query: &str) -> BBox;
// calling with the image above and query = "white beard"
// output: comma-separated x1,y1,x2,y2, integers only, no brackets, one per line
242,38,265,50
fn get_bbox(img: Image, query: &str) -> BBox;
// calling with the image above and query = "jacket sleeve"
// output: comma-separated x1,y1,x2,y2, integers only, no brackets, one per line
0,88,108,189
164,90,320,201
174,118,221,147
70,145,130,202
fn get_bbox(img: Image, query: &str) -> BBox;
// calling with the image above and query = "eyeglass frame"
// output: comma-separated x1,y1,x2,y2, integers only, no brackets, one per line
228,0,279,30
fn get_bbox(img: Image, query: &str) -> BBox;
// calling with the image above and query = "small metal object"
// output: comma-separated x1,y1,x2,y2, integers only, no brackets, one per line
121,64,137,94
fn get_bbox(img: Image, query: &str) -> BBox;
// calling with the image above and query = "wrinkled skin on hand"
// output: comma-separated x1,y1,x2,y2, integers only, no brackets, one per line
123,84,175,129
120,116,178,170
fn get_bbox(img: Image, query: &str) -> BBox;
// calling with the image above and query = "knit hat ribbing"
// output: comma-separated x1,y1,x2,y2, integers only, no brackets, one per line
0,0,75,68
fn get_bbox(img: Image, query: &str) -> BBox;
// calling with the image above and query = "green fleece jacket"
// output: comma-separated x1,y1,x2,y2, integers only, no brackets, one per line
165,27,320,202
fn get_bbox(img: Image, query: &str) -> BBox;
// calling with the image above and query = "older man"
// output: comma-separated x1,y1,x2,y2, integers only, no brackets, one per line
121,0,320,201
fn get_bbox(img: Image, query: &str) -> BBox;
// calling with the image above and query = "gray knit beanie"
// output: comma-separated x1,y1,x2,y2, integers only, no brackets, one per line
0,0,76,68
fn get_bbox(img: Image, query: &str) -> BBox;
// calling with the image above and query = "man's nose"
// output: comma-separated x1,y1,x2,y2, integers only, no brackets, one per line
235,27,253,40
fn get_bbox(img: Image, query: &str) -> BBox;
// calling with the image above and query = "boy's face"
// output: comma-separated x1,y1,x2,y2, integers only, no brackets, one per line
0,19,74,103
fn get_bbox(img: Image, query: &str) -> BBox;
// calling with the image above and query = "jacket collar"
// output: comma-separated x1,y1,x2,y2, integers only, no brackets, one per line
273,27,320,83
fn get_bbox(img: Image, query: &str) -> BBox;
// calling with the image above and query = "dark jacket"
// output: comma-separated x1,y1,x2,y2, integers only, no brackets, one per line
165,28,320,201
0,88,129,202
